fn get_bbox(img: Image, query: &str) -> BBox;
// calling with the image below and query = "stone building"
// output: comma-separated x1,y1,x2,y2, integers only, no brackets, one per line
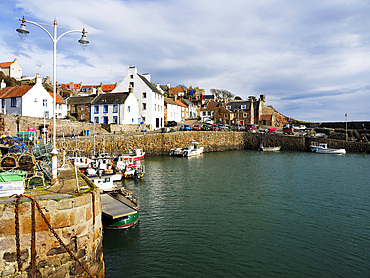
67,94,97,122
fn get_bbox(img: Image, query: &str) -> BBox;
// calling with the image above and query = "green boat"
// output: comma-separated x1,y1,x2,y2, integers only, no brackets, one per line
0,170,27,197
100,189,140,229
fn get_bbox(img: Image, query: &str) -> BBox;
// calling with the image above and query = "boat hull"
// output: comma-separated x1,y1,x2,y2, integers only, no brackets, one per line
102,210,139,230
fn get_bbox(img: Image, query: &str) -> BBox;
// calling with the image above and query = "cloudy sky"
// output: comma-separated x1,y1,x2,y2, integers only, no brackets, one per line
1,0,369,122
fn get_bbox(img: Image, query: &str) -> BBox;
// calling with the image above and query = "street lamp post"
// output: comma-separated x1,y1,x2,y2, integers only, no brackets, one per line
17,16,89,182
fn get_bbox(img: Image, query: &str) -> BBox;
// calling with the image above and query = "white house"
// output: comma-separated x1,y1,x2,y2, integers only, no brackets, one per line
182,99,198,119
90,91,139,125
0,58,22,80
0,73,66,118
164,97,182,123
112,66,164,130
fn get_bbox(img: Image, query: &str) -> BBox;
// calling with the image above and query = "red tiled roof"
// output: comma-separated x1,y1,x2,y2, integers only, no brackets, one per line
0,85,33,98
81,85,98,89
175,99,187,108
0,61,14,68
48,92,65,104
102,84,115,91
200,101,220,111
169,87,185,93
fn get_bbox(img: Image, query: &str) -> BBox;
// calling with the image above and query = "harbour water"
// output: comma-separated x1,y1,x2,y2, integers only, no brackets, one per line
103,150,370,277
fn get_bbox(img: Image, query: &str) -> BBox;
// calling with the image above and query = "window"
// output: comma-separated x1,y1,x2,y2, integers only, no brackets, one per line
68,105,70,111
113,116,118,124
142,103,147,110
226,105,231,110
154,104,156,111
81,114,85,120
103,105,108,113
243,113,247,118
113,104,118,113
11,97,16,107
44,111,49,118
94,117,99,123
130,74,134,79
1,99,4,108
241,105,246,109
103,116,108,124
130,82,134,88
42,99,47,107
74,105,78,113
224,114,228,118
127,106,130,113
94,106,99,113
142,92,147,98
81,104,84,111
142,116,146,123
132,118,134,123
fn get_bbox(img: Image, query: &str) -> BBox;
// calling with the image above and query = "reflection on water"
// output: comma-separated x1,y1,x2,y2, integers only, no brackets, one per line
104,151,370,277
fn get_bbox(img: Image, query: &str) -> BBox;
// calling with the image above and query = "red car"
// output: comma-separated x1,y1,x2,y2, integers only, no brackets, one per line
211,124,220,131
245,124,255,130
192,124,201,131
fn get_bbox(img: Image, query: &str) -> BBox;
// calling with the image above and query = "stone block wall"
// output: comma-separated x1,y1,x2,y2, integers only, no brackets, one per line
57,131,370,156
0,192,104,278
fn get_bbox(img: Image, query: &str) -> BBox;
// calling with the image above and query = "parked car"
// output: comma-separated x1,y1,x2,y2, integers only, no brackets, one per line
245,124,255,130
269,127,277,133
165,121,177,127
211,124,220,131
234,123,244,131
201,124,211,131
217,124,228,131
192,124,201,131
180,125,191,131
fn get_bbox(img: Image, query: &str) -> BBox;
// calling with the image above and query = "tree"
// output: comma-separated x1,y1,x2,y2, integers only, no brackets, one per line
0,71,19,87
210,88,234,100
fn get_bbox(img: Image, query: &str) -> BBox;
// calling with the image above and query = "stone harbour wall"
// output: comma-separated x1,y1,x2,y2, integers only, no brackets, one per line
0,191,104,278
57,131,370,156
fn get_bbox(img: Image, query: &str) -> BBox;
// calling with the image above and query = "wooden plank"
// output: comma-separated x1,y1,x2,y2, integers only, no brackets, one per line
100,194,136,219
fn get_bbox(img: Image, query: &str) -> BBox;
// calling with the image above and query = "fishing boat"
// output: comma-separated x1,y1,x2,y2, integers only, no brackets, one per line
115,157,145,179
169,139,204,157
310,142,346,154
101,188,140,229
85,158,122,191
117,149,145,161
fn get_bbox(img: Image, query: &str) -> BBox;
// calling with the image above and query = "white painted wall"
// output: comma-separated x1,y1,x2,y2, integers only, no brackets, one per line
113,66,164,130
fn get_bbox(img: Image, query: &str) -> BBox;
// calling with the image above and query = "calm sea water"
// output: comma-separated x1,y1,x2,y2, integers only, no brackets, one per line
103,151,370,277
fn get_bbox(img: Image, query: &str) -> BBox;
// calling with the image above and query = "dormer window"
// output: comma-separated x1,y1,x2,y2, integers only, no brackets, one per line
241,105,246,109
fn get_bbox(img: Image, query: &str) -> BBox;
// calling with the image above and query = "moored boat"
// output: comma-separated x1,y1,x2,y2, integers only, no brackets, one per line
101,188,139,229
0,170,27,197
310,142,346,154
117,149,145,161
170,139,204,157
115,157,145,179
260,145,281,152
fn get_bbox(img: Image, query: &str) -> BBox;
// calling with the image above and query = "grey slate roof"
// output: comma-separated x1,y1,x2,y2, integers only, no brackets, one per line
164,97,179,106
91,92,129,105
67,95,97,105
137,74,162,94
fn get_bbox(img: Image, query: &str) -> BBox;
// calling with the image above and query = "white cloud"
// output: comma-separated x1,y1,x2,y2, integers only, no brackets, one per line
1,0,369,121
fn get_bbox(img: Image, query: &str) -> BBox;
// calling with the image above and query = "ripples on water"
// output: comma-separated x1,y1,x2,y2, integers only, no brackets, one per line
104,151,370,277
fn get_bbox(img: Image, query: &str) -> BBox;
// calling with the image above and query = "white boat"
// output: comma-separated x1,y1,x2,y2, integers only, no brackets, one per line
260,145,281,152
310,142,346,154
170,139,204,157
69,156,93,169
115,157,145,179
117,149,145,161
